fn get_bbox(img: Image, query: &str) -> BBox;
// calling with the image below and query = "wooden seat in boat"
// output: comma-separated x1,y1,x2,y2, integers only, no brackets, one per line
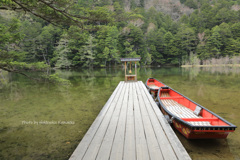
148,84,159,90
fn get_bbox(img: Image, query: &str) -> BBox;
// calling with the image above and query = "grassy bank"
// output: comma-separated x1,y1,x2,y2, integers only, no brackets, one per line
182,55,240,67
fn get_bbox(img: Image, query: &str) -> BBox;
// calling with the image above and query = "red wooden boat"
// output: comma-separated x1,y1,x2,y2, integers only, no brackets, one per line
157,86,237,139
145,78,166,97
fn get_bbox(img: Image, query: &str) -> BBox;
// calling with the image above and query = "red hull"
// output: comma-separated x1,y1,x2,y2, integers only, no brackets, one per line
172,119,230,139
160,107,233,139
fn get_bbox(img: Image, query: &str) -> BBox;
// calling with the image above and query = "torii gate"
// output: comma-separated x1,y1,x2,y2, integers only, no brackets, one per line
120,57,141,82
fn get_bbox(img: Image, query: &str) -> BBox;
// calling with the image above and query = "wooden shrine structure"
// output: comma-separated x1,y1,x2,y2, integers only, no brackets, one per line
121,58,141,82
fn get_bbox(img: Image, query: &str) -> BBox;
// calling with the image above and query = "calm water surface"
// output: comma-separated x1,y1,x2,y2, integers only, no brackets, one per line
0,67,239,159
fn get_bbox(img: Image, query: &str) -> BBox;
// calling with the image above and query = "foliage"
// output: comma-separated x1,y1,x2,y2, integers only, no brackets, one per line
78,35,97,67
9,61,49,70
1,0,240,72
0,0,113,29
0,17,25,71
54,36,72,69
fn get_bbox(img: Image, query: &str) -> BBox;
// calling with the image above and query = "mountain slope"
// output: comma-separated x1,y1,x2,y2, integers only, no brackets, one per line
121,0,194,20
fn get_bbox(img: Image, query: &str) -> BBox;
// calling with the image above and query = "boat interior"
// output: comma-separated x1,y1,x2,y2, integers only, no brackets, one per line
147,79,165,89
159,88,229,127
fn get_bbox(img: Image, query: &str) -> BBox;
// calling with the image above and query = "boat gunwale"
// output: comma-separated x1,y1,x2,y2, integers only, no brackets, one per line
157,86,237,131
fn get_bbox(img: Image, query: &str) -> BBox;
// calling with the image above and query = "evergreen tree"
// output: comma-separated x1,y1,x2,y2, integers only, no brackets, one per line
219,23,232,56
123,41,138,58
77,35,96,68
175,25,197,58
184,0,198,9
73,35,98,67
102,47,110,67
154,28,166,64
105,26,120,65
53,34,71,69
127,25,147,63
164,32,174,56
231,22,240,39
206,26,222,58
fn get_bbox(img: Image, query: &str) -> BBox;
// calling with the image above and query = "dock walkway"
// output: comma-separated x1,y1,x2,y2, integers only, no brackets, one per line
70,81,191,160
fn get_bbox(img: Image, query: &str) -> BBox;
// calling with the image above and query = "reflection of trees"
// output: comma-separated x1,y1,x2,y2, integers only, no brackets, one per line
3,67,240,102
201,66,240,75
181,67,240,91
0,70,9,89
138,67,183,80
0,72,25,101
197,84,204,97
0,71,71,101
183,67,240,80
182,67,200,80
54,68,124,98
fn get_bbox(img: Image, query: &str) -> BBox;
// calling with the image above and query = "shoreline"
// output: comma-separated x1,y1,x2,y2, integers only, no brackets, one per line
181,64,240,67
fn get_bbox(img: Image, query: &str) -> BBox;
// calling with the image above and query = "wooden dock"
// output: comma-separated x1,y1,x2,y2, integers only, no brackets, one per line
70,81,191,160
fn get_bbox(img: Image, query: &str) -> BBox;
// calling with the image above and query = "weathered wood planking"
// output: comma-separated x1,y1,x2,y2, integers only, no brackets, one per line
123,82,136,160
70,81,191,160
136,82,177,160
109,83,129,160
95,82,127,160
135,82,164,160
133,82,150,160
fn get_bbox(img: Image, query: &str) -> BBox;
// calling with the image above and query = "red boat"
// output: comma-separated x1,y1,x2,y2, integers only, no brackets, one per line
145,78,166,97
157,86,237,139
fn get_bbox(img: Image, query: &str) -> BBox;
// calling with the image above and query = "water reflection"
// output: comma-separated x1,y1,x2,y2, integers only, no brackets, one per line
0,67,239,159
183,66,240,80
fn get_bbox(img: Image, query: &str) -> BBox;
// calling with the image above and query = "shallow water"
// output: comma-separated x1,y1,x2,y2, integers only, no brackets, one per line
0,67,239,159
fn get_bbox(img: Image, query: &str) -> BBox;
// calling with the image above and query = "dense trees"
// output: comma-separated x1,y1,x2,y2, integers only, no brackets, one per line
0,17,26,71
1,0,240,70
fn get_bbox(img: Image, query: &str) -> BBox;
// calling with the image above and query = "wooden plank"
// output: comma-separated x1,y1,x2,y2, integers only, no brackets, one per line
136,82,178,160
132,82,150,160
81,82,125,160
123,83,136,160
109,83,129,160
138,81,191,160
96,82,127,160
148,84,159,90
69,82,124,160
138,82,177,160
135,82,164,160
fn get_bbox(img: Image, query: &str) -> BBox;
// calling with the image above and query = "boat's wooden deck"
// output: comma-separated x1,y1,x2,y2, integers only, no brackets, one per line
70,81,191,160
161,99,200,118
160,93,212,126
148,84,159,90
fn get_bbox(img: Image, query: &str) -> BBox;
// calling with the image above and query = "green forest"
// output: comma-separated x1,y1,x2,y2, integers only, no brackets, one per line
1,0,240,71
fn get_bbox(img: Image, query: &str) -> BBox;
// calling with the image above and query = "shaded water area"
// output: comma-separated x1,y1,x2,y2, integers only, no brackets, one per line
0,67,239,159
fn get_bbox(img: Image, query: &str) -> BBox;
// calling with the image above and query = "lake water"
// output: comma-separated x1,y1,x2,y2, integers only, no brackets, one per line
0,67,239,159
